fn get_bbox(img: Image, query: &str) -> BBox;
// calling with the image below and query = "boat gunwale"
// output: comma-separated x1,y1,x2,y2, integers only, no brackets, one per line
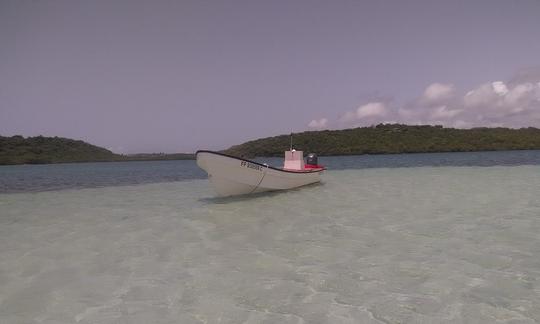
196,150,325,174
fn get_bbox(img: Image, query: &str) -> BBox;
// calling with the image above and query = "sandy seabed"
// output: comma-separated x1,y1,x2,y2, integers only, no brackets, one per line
1,166,540,323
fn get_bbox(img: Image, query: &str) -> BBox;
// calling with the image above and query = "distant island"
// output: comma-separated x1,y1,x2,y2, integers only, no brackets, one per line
224,124,540,157
3,124,540,165
0,135,193,165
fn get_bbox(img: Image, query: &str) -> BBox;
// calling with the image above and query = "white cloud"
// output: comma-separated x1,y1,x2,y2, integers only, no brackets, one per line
307,118,328,129
463,80,540,125
464,83,498,108
421,83,455,104
505,82,535,106
339,102,389,127
492,81,508,96
356,102,387,119
326,68,540,130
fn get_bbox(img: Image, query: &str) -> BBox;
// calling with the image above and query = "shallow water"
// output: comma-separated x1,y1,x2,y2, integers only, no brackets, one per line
1,165,540,323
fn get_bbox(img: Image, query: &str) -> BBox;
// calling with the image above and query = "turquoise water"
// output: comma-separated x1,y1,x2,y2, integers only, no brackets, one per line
1,152,540,323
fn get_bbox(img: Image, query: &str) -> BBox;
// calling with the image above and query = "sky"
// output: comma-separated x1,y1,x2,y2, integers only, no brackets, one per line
1,0,540,153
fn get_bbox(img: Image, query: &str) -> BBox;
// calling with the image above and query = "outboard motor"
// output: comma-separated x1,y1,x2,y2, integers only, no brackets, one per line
306,153,318,166
305,153,324,169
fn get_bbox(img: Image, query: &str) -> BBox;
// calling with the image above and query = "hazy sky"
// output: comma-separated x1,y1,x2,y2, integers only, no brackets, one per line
1,0,540,153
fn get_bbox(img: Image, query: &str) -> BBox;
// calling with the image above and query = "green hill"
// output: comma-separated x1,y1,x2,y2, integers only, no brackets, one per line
4,125,540,165
223,124,540,157
0,135,194,165
0,135,119,165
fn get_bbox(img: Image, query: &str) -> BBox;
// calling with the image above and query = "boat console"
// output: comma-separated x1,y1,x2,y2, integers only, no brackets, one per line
283,150,305,170
284,150,324,170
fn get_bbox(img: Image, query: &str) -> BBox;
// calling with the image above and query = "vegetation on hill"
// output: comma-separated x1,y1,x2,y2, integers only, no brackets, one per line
0,135,118,165
0,135,194,165
4,124,540,165
223,124,540,157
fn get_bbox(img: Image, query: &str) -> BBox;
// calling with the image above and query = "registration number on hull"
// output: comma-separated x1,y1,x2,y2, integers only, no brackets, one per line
240,161,263,171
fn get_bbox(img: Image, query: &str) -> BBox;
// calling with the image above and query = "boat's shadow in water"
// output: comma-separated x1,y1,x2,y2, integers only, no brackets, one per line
199,182,324,204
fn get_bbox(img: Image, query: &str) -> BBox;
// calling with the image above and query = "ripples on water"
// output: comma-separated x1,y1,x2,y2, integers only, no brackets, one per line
1,150,540,193
1,151,540,323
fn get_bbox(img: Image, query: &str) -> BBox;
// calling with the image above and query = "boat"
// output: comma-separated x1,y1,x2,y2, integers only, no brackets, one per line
196,149,325,197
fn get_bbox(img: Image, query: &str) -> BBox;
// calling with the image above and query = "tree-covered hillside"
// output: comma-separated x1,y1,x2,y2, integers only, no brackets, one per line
0,136,194,165
0,135,118,165
4,125,540,165
223,124,540,157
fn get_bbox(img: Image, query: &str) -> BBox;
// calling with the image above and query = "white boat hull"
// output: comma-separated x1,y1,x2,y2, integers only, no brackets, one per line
196,151,324,197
